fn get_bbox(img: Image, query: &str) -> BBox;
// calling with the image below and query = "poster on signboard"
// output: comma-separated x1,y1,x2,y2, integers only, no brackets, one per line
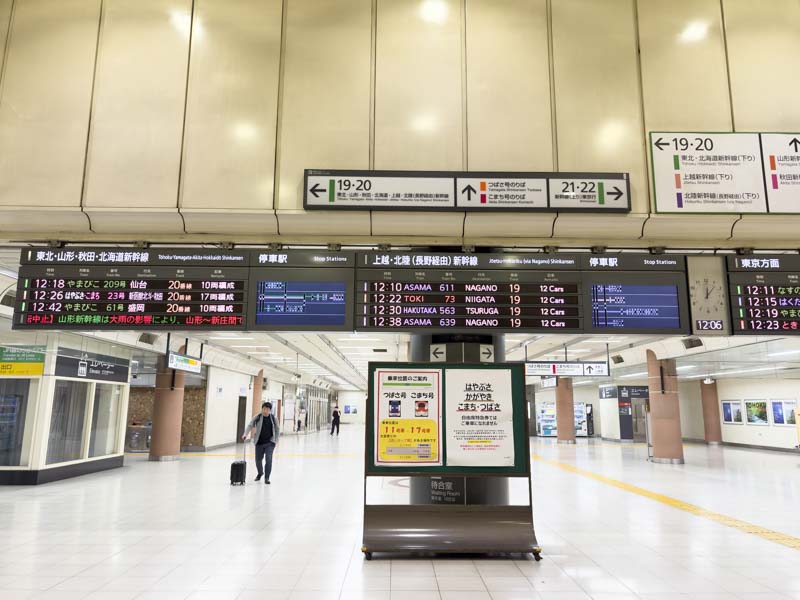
374,369,442,466
745,400,768,425
444,368,514,467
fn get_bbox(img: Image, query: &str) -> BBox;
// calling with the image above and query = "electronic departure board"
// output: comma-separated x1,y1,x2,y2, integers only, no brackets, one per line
727,255,800,334
247,251,354,331
14,248,250,330
356,253,584,333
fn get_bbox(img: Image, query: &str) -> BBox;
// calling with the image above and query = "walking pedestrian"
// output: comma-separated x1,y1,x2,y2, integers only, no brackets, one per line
330,405,341,436
242,402,280,484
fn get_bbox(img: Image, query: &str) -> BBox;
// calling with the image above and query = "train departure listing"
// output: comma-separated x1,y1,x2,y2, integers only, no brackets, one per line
727,255,800,335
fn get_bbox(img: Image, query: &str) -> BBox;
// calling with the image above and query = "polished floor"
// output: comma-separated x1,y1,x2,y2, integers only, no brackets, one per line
0,428,799,600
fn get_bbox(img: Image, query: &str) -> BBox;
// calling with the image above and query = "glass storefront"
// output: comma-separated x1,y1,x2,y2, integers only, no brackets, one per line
0,379,33,466
89,383,122,458
46,380,89,465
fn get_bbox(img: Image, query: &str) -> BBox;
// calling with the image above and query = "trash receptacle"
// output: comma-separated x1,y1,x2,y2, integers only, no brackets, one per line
125,425,152,452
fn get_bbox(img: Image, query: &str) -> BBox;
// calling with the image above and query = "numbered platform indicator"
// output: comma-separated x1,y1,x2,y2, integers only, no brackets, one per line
305,169,630,212
254,281,348,327
760,133,800,213
650,132,768,213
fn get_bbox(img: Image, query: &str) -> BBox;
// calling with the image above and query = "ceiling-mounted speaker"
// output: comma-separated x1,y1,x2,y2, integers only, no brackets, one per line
682,337,703,350
138,333,158,345
611,355,624,364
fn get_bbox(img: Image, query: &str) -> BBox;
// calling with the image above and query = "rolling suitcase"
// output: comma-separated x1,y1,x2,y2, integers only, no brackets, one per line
230,442,247,485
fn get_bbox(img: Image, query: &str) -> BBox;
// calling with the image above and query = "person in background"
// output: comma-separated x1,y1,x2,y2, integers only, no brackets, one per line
331,405,341,436
242,402,280,484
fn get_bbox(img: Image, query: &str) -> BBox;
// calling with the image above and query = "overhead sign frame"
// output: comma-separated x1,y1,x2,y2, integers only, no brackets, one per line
167,351,202,374
304,169,631,213
526,361,609,377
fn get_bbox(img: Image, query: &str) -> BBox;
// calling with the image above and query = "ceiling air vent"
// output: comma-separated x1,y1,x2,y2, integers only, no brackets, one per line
0,291,15,308
681,337,703,350
138,333,158,345
611,355,624,364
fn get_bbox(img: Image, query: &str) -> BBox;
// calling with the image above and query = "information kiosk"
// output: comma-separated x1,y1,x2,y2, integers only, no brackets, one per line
362,362,540,559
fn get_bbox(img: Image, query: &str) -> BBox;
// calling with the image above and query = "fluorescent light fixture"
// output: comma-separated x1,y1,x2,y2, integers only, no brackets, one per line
767,349,800,357
619,371,647,379
419,0,448,24
573,381,594,387
676,365,696,371
688,365,790,379
679,20,709,44
0,267,18,279
230,345,271,348
336,337,383,342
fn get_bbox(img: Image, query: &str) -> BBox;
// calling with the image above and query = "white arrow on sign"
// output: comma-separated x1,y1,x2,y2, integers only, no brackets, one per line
430,344,446,362
479,344,494,363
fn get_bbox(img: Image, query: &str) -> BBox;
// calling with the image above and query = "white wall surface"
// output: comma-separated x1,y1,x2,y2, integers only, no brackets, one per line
679,381,706,441
716,378,800,450
204,367,253,448
534,385,602,437
337,390,365,425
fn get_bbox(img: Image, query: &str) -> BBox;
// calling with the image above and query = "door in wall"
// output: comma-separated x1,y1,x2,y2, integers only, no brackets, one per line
237,396,247,441
632,397,647,442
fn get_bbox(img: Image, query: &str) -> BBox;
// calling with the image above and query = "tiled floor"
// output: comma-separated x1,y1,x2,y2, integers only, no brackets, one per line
1,428,799,599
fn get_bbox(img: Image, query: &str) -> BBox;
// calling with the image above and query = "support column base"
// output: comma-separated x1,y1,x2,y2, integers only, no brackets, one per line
649,457,684,465
557,439,576,445
149,454,180,462
706,441,722,446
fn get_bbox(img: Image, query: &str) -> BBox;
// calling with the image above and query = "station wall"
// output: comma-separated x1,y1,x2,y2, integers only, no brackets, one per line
203,366,253,449
1,0,799,243
337,390,366,425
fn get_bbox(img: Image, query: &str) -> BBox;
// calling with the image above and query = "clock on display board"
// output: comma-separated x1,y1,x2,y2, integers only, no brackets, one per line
687,256,730,335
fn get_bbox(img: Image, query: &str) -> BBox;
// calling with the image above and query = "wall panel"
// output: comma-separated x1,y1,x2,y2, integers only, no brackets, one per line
0,0,100,208
724,0,800,131
276,0,371,219
466,0,552,171
551,0,648,212
375,0,462,170
638,0,731,132
180,0,282,211
83,0,191,209
0,0,12,71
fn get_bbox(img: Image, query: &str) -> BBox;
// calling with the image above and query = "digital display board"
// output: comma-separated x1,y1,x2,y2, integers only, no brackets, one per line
356,253,690,334
727,255,800,334
14,248,249,330
355,253,583,333
247,251,354,331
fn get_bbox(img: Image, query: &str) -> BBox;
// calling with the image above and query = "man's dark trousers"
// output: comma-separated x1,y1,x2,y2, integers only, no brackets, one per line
255,442,276,479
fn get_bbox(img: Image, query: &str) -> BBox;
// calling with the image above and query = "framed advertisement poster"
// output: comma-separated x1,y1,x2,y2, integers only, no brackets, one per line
770,399,797,426
444,368,514,467
745,400,769,425
721,400,743,424
373,368,442,467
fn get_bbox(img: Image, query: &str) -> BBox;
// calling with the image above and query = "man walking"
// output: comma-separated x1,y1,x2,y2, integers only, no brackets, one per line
330,405,341,436
242,402,280,484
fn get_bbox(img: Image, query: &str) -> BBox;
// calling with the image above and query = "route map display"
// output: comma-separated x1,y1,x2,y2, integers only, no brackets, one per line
247,251,354,331
14,248,250,330
727,255,800,334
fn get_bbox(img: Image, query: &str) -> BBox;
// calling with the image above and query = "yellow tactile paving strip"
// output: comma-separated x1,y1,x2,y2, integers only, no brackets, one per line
531,453,800,551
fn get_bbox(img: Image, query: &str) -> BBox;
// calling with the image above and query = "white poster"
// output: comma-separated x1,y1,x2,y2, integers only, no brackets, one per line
445,368,514,467
374,368,442,466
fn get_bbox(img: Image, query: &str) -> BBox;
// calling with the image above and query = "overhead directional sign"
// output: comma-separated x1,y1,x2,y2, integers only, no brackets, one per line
305,169,631,212
760,133,800,213
479,344,494,363
651,132,766,213
526,361,609,377
430,344,446,362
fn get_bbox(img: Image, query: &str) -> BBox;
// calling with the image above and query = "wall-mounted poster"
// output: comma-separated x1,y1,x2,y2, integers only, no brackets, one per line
721,400,743,424
745,400,768,425
770,400,797,426
344,405,351,414
374,368,442,466
444,368,514,467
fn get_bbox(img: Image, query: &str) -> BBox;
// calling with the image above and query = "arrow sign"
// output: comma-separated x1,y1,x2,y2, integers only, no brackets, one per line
790,138,800,152
607,186,623,201
309,183,326,198
585,365,594,374
654,137,669,151
481,345,493,360
430,344,446,362
461,184,477,201
432,347,443,359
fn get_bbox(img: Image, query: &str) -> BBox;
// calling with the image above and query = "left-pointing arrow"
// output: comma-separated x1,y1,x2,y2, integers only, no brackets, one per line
310,183,326,198
607,186,623,201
